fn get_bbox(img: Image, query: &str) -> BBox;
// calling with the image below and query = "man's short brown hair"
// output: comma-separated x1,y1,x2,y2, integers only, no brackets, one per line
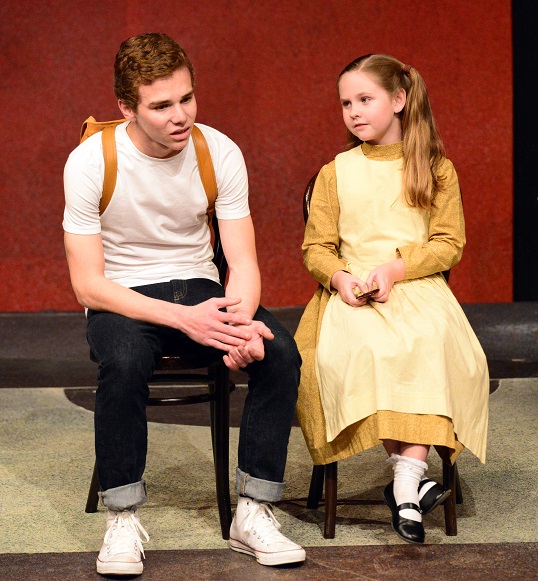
114,33,195,112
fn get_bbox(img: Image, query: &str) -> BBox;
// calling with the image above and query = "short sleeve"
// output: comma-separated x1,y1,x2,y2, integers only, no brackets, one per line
62,135,104,235
212,134,250,220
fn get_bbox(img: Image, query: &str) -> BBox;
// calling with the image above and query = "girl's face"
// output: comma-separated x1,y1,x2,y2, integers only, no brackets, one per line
339,70,406,145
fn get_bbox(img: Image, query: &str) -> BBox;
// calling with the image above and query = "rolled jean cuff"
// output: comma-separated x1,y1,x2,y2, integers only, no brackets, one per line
235,467,285,503
100,480,148,511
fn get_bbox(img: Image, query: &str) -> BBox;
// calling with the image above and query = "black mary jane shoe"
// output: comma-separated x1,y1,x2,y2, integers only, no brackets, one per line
418,479,451,515
383,483,425,545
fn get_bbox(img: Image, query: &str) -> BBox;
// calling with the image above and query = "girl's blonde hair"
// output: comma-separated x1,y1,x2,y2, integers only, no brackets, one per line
338,54,445,209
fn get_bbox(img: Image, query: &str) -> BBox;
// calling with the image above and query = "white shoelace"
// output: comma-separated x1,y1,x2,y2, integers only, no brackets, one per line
105,511,150,559
242,502,284,541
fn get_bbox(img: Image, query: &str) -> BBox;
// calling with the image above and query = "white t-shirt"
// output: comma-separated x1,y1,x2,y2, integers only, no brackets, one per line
63,122,250,288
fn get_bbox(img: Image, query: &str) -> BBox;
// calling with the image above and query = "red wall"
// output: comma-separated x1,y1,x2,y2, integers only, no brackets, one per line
0,0,512,311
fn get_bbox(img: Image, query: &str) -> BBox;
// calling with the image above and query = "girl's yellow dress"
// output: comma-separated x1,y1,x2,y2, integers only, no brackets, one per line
295,142,489,465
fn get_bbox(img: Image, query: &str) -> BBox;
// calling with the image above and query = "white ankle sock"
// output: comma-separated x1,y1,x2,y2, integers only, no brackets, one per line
387,454,428,522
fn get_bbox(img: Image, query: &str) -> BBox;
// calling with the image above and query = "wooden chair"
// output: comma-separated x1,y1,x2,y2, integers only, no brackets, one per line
85,216,234,540
302,172,463,539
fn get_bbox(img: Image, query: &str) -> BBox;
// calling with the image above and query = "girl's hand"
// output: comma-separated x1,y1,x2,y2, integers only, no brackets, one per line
366,259,406,302
331,270,371,307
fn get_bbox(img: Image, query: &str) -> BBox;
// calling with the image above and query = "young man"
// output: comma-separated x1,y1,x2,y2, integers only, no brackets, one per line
63,33,305,576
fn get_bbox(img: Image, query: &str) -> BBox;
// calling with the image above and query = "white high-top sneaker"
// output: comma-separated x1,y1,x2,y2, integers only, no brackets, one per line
96,509,149,576
229,497,305,566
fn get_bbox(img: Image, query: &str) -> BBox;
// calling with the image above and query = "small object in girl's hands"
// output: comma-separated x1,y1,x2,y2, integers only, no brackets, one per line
353,286,379,299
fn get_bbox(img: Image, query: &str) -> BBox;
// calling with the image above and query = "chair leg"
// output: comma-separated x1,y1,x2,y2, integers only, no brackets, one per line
210,363,232,540
85,462,100,513
324,462,338,539
455,462,463,504
442,460,458,536
307,465,325,509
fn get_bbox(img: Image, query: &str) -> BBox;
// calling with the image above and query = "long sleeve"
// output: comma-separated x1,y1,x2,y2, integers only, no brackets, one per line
302,161,349,291
398,158,466,279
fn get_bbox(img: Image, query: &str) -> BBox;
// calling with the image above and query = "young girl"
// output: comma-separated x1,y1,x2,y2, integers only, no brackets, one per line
295,54,489,544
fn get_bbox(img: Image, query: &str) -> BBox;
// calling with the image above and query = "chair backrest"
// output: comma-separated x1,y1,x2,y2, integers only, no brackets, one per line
302,172,454,283
303,172,319,224
211,215,228,285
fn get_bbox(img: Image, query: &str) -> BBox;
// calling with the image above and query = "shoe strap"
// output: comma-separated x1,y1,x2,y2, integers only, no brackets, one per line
397,502,422,513
418,479,434,492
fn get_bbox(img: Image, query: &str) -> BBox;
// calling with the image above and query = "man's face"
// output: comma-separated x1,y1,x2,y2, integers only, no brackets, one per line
119,67,197,159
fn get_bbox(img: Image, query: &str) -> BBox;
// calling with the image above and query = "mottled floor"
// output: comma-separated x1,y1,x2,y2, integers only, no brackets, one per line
0,306,537,580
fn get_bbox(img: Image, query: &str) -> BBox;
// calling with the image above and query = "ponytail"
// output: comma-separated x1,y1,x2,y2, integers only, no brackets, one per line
401,67,445,209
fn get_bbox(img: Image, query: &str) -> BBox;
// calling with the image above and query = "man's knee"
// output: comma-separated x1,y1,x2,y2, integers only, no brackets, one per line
252,307,301,391
265,326,301,371
87,313,158,381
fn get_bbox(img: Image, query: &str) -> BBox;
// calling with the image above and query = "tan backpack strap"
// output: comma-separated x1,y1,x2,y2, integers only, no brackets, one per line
80,116,97,142
191,125,218,220
89,121,215,217
99,125,118,215
80,117,125,143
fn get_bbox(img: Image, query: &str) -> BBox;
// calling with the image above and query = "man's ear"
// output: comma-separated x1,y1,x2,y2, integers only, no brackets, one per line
118,100,136,121
393,88,406,114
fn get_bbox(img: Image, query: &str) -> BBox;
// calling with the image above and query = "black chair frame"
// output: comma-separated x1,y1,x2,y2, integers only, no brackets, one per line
85,216,234,540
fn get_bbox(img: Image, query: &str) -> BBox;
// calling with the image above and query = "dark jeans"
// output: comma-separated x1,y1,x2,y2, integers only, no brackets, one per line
86,278,300,509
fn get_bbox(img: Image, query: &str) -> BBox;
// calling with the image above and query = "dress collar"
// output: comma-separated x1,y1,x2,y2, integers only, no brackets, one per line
361,141,403,161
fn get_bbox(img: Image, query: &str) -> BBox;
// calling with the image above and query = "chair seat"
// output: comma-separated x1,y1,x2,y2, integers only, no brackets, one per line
89,350,222,370
158,353,219,371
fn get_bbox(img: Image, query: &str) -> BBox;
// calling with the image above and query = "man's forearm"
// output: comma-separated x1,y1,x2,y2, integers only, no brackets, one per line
73,275,186,328
74,274,253,351
224,262,261,319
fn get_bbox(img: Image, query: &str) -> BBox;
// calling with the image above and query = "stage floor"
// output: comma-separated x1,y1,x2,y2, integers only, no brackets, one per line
1,305,537,580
